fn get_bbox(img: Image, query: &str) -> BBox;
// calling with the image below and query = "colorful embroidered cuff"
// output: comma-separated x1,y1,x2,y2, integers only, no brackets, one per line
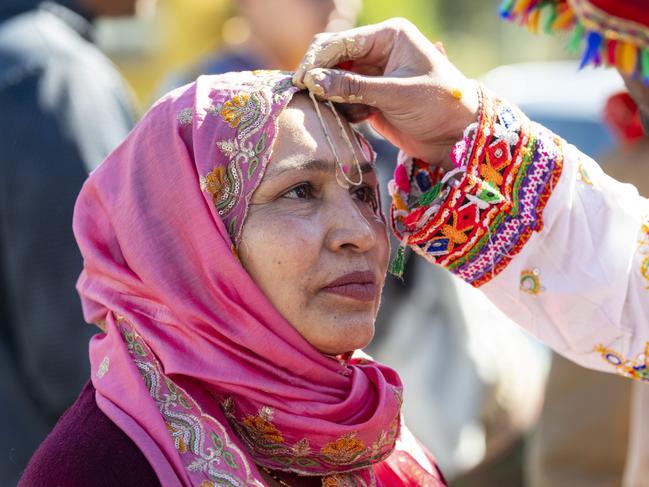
389,87,564,287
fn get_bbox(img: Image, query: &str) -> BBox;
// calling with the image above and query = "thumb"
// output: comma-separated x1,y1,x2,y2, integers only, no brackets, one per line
303,68,399,110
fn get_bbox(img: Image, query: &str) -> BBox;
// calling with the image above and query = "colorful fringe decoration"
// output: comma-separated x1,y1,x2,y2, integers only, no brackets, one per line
388,238,408,280
499,0,649,84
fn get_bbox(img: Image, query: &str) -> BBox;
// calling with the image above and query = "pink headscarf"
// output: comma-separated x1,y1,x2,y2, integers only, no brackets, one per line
74,71,444,486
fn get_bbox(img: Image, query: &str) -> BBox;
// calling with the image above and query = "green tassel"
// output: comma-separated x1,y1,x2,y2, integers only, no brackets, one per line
567,22,585,55
499,0,515,17
642,48,649,83
388,244,407,280
543,4,558,33
417,182,442,207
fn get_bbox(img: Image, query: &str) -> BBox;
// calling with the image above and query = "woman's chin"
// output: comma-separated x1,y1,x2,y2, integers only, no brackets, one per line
310,320,375,355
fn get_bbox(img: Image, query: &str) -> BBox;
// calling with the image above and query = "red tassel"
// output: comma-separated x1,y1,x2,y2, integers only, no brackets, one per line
607,39,618,66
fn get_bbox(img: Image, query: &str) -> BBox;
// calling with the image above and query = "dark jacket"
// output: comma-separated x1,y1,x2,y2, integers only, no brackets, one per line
0,1,134,482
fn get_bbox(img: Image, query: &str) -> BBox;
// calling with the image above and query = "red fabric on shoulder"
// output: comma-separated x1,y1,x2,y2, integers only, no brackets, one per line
18,381,159,487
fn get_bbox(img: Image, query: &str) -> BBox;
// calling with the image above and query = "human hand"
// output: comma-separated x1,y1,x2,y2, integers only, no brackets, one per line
293,18,480,169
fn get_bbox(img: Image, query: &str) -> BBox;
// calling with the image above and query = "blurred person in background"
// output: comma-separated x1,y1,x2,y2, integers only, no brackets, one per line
0,0,143,482
159,0,362,91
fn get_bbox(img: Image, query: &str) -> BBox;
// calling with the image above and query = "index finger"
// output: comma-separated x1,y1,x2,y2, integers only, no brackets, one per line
293,21,396,89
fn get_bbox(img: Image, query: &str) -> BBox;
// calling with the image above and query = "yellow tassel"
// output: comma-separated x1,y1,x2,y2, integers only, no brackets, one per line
619,42,638,76
393,194,409,213
513,0,533,15
527,8,541,34
552,8,575,30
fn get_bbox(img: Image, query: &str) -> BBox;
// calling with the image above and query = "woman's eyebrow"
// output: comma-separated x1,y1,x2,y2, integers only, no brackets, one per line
266,159,376,180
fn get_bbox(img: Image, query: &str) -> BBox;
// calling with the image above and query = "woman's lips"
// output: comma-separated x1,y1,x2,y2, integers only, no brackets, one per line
321,271,377,302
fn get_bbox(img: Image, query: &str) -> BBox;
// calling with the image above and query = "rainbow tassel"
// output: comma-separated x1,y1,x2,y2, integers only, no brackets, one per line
619,41,638,76
514,0,534,15
606,39,618,66
579,31,603,69
641,48,649,83
552,6,575,30
567,22,585,55
527,8,541,33
499,0,517,19
543,4,558,33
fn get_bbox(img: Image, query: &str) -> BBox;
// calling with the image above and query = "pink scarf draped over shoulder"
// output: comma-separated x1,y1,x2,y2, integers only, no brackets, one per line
73,71,445,486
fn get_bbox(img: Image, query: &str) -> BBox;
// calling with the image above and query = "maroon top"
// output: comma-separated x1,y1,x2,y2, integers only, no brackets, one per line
19,380,159,486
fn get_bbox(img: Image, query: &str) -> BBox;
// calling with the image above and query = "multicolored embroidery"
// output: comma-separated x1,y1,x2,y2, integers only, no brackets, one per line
638,222,649,289
116,318,261,486
595,342,649,381
520,268,544,295
221,396,399,477
390,87,564,287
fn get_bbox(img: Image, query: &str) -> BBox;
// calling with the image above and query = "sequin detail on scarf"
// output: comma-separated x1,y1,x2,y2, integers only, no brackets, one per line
198,71,297,242
116,317,261,486
389,88,564,287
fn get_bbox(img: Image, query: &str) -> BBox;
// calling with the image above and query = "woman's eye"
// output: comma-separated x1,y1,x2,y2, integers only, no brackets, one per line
283,183,314,200
354,185,378,211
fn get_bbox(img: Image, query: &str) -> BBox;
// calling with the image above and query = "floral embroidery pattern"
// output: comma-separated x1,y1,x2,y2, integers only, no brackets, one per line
96,355,110,378
116,318,261,486
390,89,564,287
520,268,544,295
322,472,372,487
594,342,649,381
321,434,367,465
220,93,252,128
198,71,297,243
177,107,193,126
221,397,399,476
200,163,241,218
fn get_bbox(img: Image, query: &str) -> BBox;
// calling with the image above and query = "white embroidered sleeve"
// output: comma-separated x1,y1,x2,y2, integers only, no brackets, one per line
389,88,649,380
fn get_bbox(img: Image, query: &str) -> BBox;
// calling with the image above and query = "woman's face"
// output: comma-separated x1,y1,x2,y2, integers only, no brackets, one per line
239,94,389,355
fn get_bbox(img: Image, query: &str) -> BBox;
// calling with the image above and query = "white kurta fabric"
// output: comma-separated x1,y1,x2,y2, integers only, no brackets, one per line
481,140,649,376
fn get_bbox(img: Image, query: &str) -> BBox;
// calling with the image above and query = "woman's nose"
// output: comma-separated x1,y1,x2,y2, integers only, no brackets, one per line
324,192,378,253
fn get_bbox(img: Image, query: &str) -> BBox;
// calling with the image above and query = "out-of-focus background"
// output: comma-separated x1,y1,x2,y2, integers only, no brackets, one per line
100,0,569,107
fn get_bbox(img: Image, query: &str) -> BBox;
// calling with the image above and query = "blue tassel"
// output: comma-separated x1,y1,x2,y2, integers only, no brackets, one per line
499,0,516,19
579,31,603,69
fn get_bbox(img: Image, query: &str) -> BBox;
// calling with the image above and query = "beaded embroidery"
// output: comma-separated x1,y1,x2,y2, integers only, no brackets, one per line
594,342,649,381
390,87,564,287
